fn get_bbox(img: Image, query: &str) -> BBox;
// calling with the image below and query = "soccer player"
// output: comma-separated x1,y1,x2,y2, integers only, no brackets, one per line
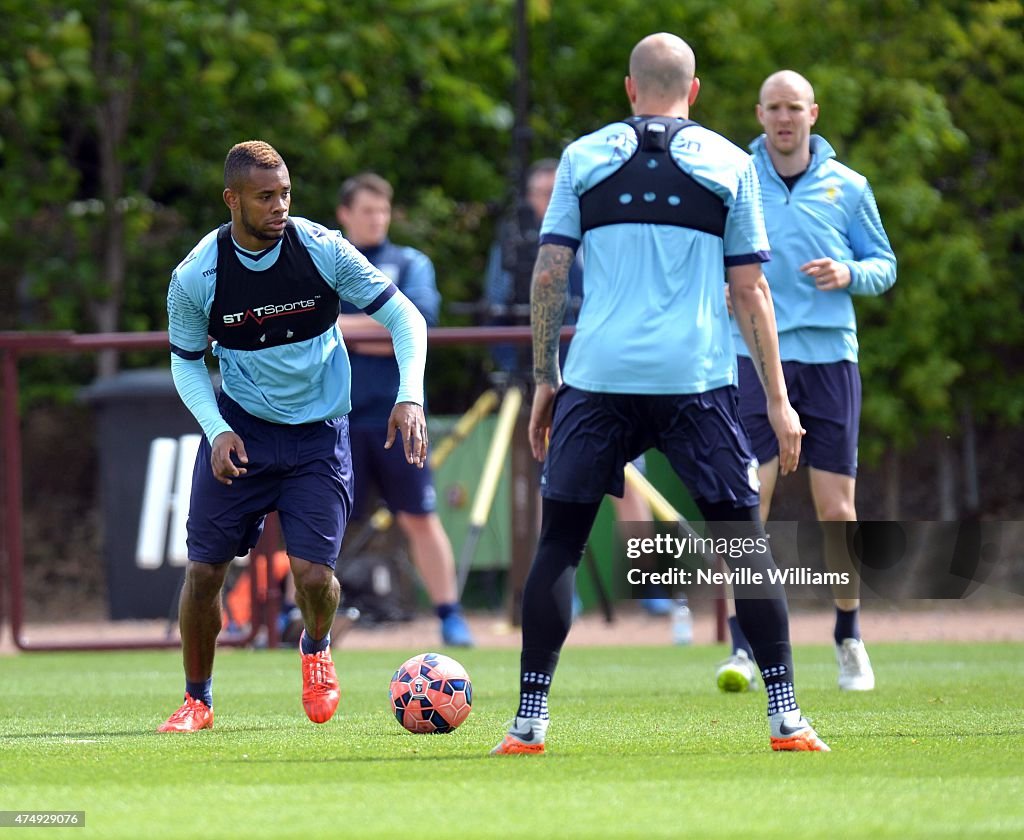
485,159,670,617
716,70,896,694
491,33,829,755
159,141,428,732
334,172,474,648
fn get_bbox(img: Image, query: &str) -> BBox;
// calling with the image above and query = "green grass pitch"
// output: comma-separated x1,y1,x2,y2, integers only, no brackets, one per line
1,642,1022,839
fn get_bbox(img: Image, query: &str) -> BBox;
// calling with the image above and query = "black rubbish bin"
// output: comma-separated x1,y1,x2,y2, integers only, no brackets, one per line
82,368,214,620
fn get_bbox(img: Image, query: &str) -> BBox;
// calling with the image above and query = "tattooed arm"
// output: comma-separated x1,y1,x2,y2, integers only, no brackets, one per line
527,243,574,460
728,263,805,475
532,244,573,387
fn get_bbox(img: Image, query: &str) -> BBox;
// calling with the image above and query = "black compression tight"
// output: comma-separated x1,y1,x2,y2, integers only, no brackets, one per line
695,498,793,678
520,497,602,677
518,496,794,682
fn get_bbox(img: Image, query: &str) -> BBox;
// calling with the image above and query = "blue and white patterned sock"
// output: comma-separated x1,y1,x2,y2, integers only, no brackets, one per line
762,664,798,716
517,670,552,720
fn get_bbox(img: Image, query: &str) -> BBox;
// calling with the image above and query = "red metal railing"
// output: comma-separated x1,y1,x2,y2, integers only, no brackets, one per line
0,327,546,651
0,326,727,651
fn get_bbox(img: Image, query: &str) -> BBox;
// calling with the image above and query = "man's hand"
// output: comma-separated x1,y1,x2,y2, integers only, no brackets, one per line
385,401,428,467
529,383,557,462
210,431,248,485
802,258,851,291
766,397,805,475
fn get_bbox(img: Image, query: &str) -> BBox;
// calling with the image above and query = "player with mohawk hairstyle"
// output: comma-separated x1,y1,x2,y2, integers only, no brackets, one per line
160,140,429,731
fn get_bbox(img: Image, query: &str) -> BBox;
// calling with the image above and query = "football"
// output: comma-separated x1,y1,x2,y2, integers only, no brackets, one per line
389,652,473,734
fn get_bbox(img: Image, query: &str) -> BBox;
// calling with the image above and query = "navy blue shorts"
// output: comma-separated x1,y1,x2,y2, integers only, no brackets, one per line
186,393,353,568
348,423,437,518
736,356,860,477
540,385,760,507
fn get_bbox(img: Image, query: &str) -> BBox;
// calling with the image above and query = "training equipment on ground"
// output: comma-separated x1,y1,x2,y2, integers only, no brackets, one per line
389,652,473,733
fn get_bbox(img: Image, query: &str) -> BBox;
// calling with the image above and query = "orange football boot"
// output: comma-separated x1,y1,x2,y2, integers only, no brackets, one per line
158,693,213,733
769,713,830,752
490,717,548,755
301,639,340,724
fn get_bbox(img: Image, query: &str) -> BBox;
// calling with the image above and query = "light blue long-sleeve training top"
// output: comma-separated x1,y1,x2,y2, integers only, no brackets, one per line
541,119,770,395
734,134,897,364
167,216,426,443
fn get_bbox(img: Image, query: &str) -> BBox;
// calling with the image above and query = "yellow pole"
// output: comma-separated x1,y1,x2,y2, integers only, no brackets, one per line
431,389,500,469
456,386,523,593
468,387,523,528
623,461,709,546
623,461,682,523
353,389,501,536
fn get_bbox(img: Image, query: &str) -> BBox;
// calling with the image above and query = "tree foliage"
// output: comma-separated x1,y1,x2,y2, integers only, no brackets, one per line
1,0,1021,463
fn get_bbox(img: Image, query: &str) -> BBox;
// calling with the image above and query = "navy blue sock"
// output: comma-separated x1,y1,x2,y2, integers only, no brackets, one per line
728,615,754,659
185,679,213,709
834,606,860,645
436,603,460,621
300,631,331,655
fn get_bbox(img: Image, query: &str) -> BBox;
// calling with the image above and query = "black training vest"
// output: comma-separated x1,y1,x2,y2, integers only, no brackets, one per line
579,116,728,238
208,221,340,351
